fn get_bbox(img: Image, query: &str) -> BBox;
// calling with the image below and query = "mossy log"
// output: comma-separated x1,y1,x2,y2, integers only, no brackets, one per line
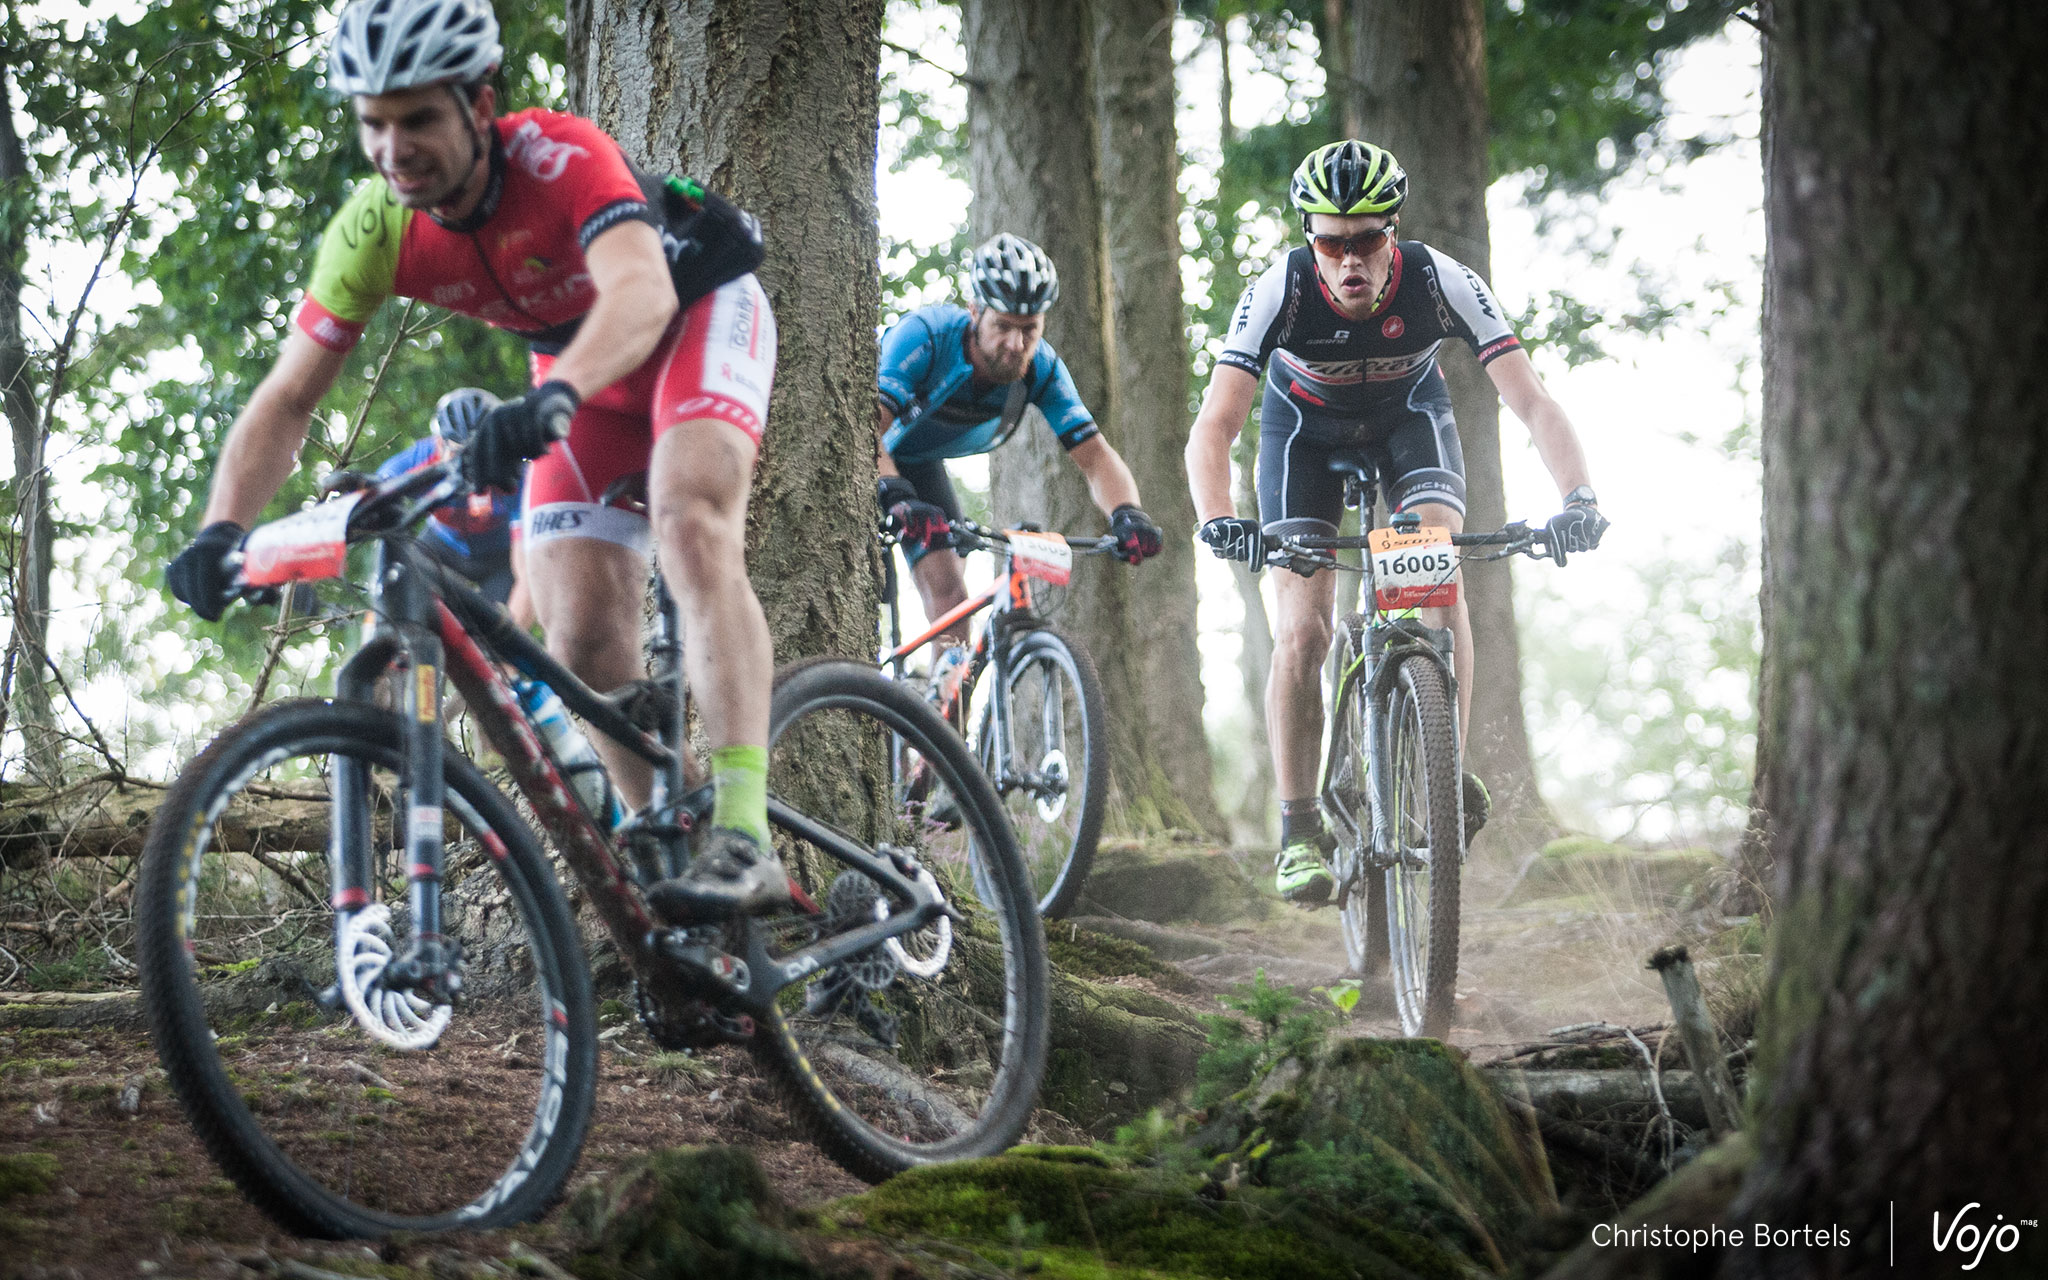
1041,963,1206,1131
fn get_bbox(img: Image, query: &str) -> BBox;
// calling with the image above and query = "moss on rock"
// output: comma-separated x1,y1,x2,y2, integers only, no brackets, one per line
1075,840,1270,925
559,1146,815,1280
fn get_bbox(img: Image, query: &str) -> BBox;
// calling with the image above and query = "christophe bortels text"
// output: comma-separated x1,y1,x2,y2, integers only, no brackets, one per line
1588,1224,1852,1250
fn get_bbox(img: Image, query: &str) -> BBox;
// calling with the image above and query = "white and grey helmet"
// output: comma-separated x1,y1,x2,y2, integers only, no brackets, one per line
327,0,502,96
968,233,1060,315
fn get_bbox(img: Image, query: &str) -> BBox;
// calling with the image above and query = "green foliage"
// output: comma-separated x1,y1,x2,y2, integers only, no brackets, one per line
7,1,563,716
0,1153,60,1203
1488,0,1746,200
1521,540,1760,838
1193,970,1334,1107
562,1146,811,1280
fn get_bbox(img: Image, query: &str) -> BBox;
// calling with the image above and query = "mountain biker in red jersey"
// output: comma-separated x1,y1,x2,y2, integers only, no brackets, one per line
1185,140,1608,906
164,0,786,925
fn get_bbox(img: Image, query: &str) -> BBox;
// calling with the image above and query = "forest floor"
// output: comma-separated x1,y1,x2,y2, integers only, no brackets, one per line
0,833,1742,1279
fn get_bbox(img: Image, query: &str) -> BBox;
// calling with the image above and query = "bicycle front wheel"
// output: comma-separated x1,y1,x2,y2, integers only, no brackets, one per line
971,627,1107,918
753,658,1049,1181
1331,625,1388,979
1382,656,1463,1039
135,700,596,1238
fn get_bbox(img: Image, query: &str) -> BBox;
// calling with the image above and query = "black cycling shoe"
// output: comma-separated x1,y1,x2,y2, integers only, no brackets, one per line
645,827,792,926
1462,772,1491,848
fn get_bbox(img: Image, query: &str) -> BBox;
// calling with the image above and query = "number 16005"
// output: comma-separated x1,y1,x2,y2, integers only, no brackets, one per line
1378,553,1453,576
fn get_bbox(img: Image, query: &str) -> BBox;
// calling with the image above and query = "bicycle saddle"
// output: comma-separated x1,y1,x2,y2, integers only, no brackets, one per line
1323,449,1377,482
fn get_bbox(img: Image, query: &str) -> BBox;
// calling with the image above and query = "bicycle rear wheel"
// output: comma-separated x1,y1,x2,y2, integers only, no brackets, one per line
1381,656,1463,1038
753,659,1048,1181
135,700,596,1237
971,627,1107,918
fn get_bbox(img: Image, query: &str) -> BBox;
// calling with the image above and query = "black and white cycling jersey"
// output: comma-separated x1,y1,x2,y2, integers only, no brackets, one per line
1216,242,1520,418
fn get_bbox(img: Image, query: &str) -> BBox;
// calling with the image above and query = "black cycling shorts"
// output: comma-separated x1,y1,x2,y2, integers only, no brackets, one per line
1255,365,1466,535
892,458,966,568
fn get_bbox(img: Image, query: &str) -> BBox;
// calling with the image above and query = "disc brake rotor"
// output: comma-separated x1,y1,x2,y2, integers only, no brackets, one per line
337,904,452,1050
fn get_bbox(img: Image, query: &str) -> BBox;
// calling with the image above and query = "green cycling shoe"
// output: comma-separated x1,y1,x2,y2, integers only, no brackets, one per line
1274,839,1334,908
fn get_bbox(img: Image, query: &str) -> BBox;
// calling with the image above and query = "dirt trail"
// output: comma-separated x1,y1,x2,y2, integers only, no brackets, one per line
0,842,1709,1278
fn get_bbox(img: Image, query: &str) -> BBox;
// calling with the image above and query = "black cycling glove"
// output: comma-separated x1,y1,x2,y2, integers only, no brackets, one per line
166,521,248,622
1546,487,1609,555
1199,516,1264,570
464,380,578,494
876,475,951,550
1108,504,1163,565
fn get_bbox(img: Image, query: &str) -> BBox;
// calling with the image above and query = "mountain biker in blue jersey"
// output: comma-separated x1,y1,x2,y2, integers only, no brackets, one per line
876,233,1164,683
374,388,536,631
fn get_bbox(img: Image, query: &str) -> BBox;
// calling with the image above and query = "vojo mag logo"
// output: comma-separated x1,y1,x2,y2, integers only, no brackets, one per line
1932,1204,2037,1270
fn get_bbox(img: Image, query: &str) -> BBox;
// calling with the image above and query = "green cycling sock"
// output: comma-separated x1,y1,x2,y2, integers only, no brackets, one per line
709,744,770,845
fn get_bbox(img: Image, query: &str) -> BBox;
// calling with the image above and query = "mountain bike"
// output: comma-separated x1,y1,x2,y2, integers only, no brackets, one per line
136,454,1048,1239
879,518,1117,919
1262,456,1567,1039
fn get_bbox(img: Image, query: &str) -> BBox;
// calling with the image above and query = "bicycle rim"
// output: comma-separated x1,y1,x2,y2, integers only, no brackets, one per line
135,700,595,1237
972,629,1106,918
753,659,1048,1180
1381,658,1463,1038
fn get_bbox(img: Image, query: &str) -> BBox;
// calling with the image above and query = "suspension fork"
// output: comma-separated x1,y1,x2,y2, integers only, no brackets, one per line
330,541,460,995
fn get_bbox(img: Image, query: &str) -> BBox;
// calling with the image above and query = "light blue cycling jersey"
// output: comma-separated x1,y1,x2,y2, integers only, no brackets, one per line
877,304,1099,464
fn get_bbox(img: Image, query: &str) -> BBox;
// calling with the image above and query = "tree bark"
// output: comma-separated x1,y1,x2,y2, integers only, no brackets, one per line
1091,0,1222,836
1339,0,1558,855
964,0,1167,831
1,63,61,782
1726,2,2048,1273
569,0,883,668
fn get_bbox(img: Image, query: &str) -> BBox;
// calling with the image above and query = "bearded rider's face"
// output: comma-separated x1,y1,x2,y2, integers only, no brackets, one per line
969,306,1045,384
356,83,493,212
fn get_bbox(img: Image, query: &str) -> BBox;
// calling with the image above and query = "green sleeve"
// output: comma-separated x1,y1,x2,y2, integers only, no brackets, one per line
304,177,409,323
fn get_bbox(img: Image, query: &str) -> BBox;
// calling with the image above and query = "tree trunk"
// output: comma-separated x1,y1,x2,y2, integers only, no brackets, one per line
569,0,883,668
1091,0,1222,836
964,0,1162,831
1339,0,1558,855
1726,1,2048,1273
1,64,61,783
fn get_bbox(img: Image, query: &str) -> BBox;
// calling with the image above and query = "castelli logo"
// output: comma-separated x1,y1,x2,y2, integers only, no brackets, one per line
1381,315,1406,339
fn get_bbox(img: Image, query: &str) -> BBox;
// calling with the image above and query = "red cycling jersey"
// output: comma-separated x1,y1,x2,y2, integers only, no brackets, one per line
293,107,775,545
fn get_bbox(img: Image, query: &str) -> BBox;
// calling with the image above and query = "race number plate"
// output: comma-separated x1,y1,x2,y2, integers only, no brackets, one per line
1007,530,1073,585
240,492,364,587
1368,525,1458,610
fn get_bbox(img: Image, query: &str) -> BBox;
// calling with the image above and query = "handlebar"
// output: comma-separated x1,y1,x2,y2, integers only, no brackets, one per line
1262,519,1566,577
940,518,1120,557
227,454,475,596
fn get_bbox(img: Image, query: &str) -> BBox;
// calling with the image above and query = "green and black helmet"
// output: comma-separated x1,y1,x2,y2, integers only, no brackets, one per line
1289,140,1408,228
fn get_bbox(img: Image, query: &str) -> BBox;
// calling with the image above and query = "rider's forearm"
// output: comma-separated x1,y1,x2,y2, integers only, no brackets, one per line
1523,399,1594,500
1070,436,1141,515
201,388,317,529
1184,411,1239,523
544,271,677,400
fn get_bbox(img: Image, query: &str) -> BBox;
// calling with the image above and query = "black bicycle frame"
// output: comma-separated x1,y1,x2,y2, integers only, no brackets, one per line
328,532,949,1021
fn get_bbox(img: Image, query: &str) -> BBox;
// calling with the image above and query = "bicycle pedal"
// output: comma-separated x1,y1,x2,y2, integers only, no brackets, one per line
651,928,751,994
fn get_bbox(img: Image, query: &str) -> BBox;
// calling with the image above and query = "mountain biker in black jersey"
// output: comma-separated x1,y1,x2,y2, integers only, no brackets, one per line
1184,139,1608,906
162,0,787,925
875,234,1164,694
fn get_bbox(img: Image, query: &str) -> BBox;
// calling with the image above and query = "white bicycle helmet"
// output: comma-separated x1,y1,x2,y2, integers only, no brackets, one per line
968,233,1060,315
327,0,502,96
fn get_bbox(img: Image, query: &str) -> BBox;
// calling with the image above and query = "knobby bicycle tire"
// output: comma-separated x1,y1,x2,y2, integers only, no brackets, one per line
970,627,1107,919
1382,656,1463,1039
135,699,597,1238
1332,626,1390,979
752,658,1049,1181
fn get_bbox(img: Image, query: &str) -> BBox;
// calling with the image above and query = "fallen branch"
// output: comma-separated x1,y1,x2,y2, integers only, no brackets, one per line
1647,945,1745,1138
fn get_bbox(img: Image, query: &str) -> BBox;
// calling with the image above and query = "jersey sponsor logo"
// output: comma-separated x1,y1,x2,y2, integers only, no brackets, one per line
1382,315,1406,339
1303,329,1351,344
514,256,552,284
497,228,535,253
727,289,757,353
504,120,589,182
529,507,587,536
432,281,478,306
515,271,594,314
1420,264,1456,333
671,395,762,436
1459,265,1498,319
1476,337,1519,362
308,314,357,349
1281,351,1435,384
